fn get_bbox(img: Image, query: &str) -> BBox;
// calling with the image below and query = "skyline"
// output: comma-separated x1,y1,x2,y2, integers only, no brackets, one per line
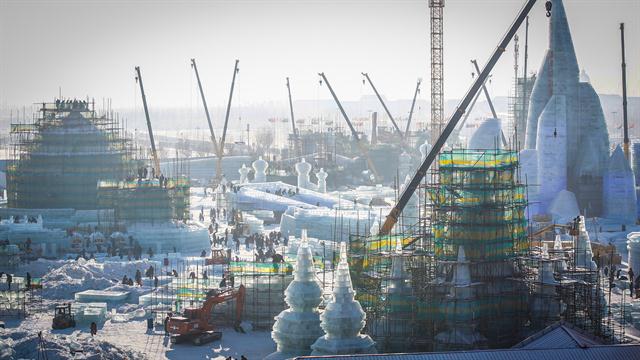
1,0,639,112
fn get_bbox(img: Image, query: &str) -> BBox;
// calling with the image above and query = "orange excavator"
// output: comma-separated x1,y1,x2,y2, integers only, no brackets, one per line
168,284,245,345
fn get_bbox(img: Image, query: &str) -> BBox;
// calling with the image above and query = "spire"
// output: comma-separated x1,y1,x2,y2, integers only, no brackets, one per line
549,0,579,90
607,145,632,173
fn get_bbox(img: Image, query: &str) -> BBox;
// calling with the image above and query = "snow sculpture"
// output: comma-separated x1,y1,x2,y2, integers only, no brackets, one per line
548,190,580,224
435,246,486,350
267,230,323,359
468,118,502,149
238,164,249,184
603,145,637,224
316,168,328,193
311,242,376,356
252,156,268,183
295,158,313,190
575,216,597,270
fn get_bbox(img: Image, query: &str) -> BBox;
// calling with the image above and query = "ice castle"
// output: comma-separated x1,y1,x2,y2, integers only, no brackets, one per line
524,0,610,217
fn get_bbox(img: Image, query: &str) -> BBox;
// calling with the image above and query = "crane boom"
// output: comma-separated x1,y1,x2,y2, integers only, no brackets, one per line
191,58,220,157
318,72,379,180
380,0,542,235
286,77,302,158
405,79,422,134
471,59,508,147
217,59,240,182
361,73,404,139
134,66,161,177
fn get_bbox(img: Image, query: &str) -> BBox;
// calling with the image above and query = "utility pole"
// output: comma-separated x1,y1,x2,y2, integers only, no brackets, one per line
620,23,630,161
429,0,445,145
134,66,161,177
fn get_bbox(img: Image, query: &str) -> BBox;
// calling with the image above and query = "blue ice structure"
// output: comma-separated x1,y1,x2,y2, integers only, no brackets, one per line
524,0,609,216
603,146,637,224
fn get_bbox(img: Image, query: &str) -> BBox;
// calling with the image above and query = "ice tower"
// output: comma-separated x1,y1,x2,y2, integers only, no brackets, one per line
311,242,376,356
603,145,637,224
267,230,323,359
316,168,328,193
252,156,268,183
525,0,609,216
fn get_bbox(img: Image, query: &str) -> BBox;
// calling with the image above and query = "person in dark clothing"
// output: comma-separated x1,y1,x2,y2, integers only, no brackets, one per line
5,274,12,291
135,270,142,286
630,268,635,297
154,276,159,288
122,275,129,285
90,321,97,336
219,275,227,288
26,272,31,290
164,315,170,336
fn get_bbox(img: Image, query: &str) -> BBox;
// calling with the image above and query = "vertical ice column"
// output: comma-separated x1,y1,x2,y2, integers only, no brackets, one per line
603,145,637,224
536,95,567,215
311,242,376,356
295,158,312,190
316,168,328,193
627,233,640,278
252,156,268,183
238,164,249,184
267,230,324,359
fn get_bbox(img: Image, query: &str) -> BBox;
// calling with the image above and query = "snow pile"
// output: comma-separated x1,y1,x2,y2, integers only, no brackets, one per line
0,329,144,360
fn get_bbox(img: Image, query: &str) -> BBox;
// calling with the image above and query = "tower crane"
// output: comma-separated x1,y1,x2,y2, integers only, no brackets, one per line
286,77,303,158
190,58,220,162
380,0,551,235
361,72,404,140
134,66,161,177
318,72,380,182
405,78,422,135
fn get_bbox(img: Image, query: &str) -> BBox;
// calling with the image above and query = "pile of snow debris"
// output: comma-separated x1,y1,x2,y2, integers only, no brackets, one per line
0,329,144,360
40,258,160,300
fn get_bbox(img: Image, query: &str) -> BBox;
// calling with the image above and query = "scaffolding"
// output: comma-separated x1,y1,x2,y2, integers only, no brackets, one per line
6,100,138,210
507,75,536,149
349,148,620,353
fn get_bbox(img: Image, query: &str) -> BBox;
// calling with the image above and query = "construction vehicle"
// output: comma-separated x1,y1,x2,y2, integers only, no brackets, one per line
52,303,76,330
205,248,229,266
134,66,162,178
380,0,549,235
168,285,245,345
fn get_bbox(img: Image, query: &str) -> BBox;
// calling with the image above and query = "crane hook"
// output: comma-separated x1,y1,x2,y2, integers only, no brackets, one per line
545,1,552,17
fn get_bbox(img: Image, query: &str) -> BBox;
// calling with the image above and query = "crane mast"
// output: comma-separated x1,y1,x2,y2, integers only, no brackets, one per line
405,78,422,135
380,0,545,235
318,72,380,180
286,77,302,158
620,23,630,161
429,0,445,144
134,66,161,177
190,58,220,159
361,72,404,139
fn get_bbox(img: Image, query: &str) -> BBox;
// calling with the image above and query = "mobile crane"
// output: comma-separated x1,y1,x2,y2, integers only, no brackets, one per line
286,77,303,158
168,285,246,345
380,0,552,235
135,66,161,177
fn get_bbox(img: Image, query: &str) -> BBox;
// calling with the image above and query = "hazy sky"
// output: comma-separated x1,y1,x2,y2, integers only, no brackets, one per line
1,0,639,111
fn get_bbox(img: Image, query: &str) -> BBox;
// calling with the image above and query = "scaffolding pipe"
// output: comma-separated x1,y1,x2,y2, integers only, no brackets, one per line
380,0,543,235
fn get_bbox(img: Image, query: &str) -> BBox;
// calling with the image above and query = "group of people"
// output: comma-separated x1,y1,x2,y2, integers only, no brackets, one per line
264,187,299,197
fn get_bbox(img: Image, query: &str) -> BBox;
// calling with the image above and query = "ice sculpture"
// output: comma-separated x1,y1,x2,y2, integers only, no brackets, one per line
398,151,413,182
295,158,313,190
419,139,431,162
468,118,502,150
548,190,580,224
311,242,376,356
238,164,249,184
603,145,637,224
435,246,486,350
575,216,597,270
316,168,328,193
267,230,323,359
627,233,640,278
252,156,268,183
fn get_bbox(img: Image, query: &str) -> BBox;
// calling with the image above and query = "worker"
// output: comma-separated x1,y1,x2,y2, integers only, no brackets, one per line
164,315,170,336
202,270,208,280
229,273,235,288
630,268,635,297
122,275,128,285
6,274,12,291
154,276,159,288
147,317,154,332
220,275,227,288
201,249,207,258
90,321,97,337
135,270,142,286
26,272,31,290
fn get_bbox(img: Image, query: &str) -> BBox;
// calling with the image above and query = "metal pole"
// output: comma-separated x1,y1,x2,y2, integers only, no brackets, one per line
405,79,422,135
190,59,220,156
620,23,630,160
135,66,161,176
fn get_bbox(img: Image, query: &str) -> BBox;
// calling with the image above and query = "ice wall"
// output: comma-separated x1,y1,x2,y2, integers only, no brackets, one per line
468,118,502,149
